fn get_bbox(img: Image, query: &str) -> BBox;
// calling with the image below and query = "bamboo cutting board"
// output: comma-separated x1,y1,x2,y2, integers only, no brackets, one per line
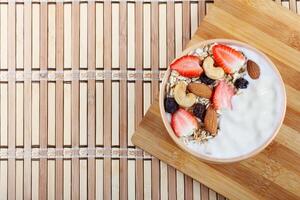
132,0,300,199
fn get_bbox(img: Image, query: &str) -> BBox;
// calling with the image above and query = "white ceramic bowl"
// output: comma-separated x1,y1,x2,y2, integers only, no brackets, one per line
159,39,286,163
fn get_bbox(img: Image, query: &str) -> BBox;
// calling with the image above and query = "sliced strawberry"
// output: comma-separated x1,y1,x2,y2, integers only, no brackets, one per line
171,108,198,137
170,55,203,78
212,44,245,73
213,80,235,110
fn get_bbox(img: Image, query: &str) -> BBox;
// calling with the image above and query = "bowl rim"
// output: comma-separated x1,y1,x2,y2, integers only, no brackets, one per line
159,38,287,164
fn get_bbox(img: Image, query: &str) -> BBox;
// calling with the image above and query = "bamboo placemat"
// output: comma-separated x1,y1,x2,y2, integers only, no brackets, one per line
0,0,297,199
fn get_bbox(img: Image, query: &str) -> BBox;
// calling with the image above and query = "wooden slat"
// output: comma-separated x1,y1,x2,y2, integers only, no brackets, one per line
200,179,210,197
135,2,144,200
193,180,201,200
32,4,39,69
151,2,159,101
127,1,135,149
103,1,112,199
80,3,88,69
96,3,104,146
150,2,160,200
143,3,151,70
184,175,193,200
112,160,120,199
48,160,55,200
63,4,72,146
64,160,71,200
160,162,168,200
128,160,136,200
71,2,80,200
175,3,182,57
176,171,184,200
55,2,64,200
16,9,24,149
87,2,96,199
1,4,8,70
96,159,104,200
48,6,56,150
191,2,199,35
112,3,120,146
210,190,218,200
0,4,8,160
0,84,7,147
119,1,128,200
159,3,167,69
64,3,71,70
182,1,191,49
16,4,23,70
96,81,104,146
80,160,87,199
32,160,39,200
7,2,16,200
143,160,151,200
48,4,56,70
23,2,32,199
167,1,175,65
198,0,206,24
39,3,48,199
32,81,40,144
80,82,87,146
128,81,135,147
96,3,104,70
0,161,8,199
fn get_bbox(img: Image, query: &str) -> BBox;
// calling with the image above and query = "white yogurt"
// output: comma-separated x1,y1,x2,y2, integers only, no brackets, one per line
184,44,285,159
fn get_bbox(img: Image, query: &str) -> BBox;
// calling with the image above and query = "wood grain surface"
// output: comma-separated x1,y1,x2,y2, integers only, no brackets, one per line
132,0,300,199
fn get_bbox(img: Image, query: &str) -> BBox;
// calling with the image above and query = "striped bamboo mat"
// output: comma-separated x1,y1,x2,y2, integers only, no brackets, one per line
0,0,298,199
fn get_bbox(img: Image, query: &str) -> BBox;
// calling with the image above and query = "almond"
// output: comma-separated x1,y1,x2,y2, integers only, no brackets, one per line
204,106,218,135
188,83,212,99
247,60,260,79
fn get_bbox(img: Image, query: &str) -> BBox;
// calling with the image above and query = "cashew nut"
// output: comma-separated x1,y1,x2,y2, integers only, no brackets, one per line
203,56,225,80
174,81,197,108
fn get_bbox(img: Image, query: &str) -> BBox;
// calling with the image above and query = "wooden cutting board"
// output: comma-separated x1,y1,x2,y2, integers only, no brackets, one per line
132,0,300,199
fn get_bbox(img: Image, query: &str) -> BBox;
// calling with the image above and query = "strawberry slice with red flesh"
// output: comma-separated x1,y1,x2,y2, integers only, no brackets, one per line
171,108,198,137
213,80,235,110
170,55,203,78
212,44,245,73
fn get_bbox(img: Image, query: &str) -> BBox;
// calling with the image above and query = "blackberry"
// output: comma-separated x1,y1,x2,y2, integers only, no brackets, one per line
199,74,215,85
193,103,206,121
164,97,179,114
234,77,249,89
